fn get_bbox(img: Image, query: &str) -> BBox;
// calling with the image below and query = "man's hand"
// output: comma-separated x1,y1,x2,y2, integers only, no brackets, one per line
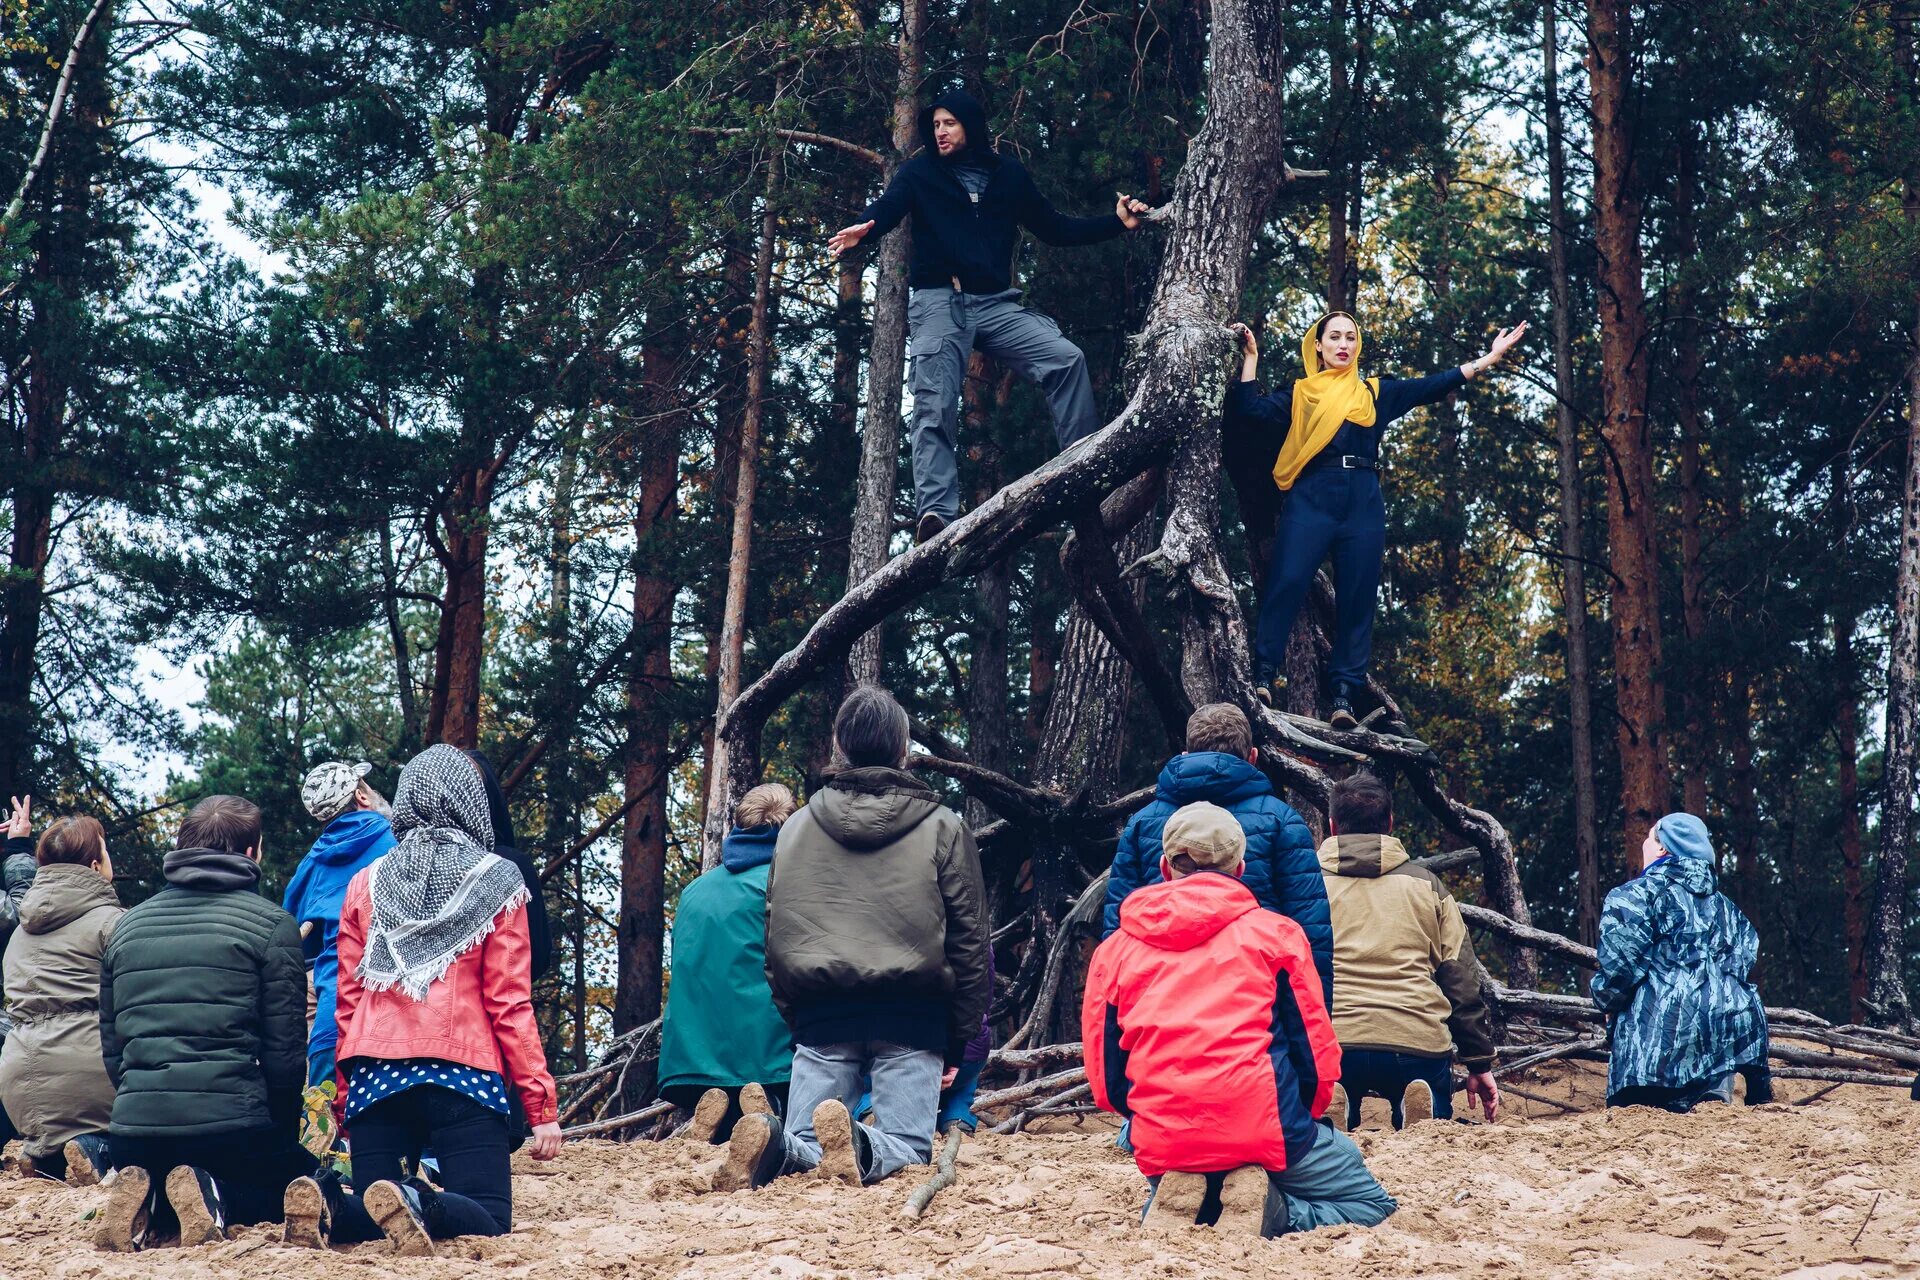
1464,1071,1499,1123
1115,193,1150,229
4,795,30,840
530,1121,563,1160
828,220,875,257
941,1066,960,1089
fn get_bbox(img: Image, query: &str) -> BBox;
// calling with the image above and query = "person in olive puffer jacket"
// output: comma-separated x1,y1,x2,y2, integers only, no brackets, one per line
715,685,991,1194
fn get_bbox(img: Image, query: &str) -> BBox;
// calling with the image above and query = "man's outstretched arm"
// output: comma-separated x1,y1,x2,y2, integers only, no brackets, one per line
1016,166,1146,246
829,168,915,257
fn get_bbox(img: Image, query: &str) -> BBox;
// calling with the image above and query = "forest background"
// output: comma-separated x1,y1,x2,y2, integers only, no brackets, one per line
5,0,1920,1076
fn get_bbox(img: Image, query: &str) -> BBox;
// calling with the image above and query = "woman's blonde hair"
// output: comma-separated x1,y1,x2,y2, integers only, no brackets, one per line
734,783,798,830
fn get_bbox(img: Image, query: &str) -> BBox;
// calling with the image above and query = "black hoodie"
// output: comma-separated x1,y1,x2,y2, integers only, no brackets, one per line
857,89,1126,295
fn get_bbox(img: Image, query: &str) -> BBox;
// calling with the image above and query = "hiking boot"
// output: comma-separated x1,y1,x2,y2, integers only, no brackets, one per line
1327,1083,1351,1133
1253,663,1282,707
1139,1171,1206,1234
1400,1079,1436,1128
915,512,949,545
1329,683,1359,731
363,1179,434,1257
685,1088,730,1143
812,1099,873,1187
282,1176,331,1250
94,1164,152,1252
738,1082,773,1117
63,1134,110,1187
1214,1165,1269,1236
165,1165,228,1246
714,1113,788,1192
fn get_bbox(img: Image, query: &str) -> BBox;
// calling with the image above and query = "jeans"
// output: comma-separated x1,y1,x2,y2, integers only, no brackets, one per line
855,1059,983,1133
1143,1123,1397,1237
662,1083,791,1144
1607,1075,1734,1113
1339,1049,1454,1129
907,288,1101,522
780,1040,943,1183
1255,466,1385,687
109,1128,318,1231
340,1085,514,1238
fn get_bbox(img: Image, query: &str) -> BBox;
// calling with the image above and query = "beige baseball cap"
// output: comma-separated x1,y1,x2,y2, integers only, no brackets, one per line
1161,801,1247,871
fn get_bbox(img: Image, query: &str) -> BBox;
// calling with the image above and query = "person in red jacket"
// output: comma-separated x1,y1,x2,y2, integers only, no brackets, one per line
279,744,561,1257
1084,801,1397,1237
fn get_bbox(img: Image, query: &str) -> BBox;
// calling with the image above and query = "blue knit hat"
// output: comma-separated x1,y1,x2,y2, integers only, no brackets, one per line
1653,812,1715,863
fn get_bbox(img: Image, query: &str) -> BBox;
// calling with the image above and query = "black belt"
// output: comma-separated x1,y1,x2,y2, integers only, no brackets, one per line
1303,454,1376,474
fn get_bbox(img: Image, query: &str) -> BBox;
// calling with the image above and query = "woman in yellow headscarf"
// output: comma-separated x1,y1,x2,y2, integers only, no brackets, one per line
1225,312,1526,729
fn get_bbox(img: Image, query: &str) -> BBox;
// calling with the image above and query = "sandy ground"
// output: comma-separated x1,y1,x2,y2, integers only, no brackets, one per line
4,1064,1917,1280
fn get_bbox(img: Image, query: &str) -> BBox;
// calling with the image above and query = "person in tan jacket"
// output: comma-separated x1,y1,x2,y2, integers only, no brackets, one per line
1317,774,1498,1129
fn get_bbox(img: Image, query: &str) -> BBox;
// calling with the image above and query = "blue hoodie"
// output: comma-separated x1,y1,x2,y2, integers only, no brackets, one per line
283,808,397,1053
1102,751,1333,1005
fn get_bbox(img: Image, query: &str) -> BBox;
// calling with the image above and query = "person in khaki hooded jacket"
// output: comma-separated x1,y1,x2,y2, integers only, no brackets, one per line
1317,774,1498,1129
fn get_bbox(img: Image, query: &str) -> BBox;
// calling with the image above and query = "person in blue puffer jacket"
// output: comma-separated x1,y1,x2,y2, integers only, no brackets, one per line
1103,703,1332,1006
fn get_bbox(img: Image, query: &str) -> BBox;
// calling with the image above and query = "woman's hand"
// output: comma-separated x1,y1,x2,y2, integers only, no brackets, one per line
4,795,30,840
1227,322,1260,382
1463,320,1529,379
530,1121,563,1160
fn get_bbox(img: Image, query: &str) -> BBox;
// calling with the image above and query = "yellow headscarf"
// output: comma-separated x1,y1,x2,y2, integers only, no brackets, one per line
1270,312,1380,491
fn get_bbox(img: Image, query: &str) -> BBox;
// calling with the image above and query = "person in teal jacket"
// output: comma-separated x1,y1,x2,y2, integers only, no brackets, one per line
659,784,797,1143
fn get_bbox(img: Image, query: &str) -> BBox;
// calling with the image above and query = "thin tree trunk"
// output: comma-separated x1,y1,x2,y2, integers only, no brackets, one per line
429,466,492,749
1586,0,1669,847
1673,122,1712,819
377,519,420,750
1326,0,1350,313
1836,603,1867,1022
847,0,925,685
547,430,579,1058
1545,0,1602,945
965,357,1014,829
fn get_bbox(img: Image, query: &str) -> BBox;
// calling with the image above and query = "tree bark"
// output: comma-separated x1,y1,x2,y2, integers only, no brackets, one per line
1326,0,1351,313
1586,0,1669,847
846,0,924,686
965,358,1014,829
426,464,493,749
1837,601,1867,1022
1673,122,1712,820
1545,0,1602,945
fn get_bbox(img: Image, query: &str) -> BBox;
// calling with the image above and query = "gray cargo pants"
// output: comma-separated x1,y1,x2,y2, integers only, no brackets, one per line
908,287,1102,522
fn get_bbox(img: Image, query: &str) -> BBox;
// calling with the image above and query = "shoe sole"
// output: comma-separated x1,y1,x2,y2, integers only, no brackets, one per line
1329,710,1359,731
812,1101,861,1187
1328,1084,1351,1133
1214,1165,1268,1236
166,1166,225,1246
1401,1080,1435,1127
713,1117,773,1192
282,1177,326,1250
686,1088,729,1143
738,1083,771,1117
363,1181,434,1257
63,1139,100,1187
1140,1171,1207,1234
94,1166,150,1252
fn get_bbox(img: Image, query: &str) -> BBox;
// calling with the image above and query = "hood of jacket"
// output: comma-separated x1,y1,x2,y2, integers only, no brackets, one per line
807,767,943,851
18,861,119,934
306,809,394,868
1315,832,1410,879
918,88,995,165
722,824,779,872
1153,751,1274,809
1645,849,1718,897
284,808,395,926
1117,872,1258,952
162,846,262,893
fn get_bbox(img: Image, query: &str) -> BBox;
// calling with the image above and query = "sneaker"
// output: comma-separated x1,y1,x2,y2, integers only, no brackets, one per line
94,1165,152,1252
362,1179,434,1257
1139,1171,1206,1234
1400,1079,1436,1128
1327,1083,1351,1133
713,1113,789,1192
1214,1165,1268,1236
282,1176,330,1250
1329,683,1359,731
738,1082,773,1117
811,1099,871,1187
685,1087,729,1143
165,1165,228,1246
1253,663,1281,707
63,1134,110,1187
915,512,949,545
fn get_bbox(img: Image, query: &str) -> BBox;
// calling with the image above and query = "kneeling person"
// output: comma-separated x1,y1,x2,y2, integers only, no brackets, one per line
1084,802,1396,1238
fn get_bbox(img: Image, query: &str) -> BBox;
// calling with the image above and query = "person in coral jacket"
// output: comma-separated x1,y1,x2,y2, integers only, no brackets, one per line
282,744,560,1258
1084,801,1397,1239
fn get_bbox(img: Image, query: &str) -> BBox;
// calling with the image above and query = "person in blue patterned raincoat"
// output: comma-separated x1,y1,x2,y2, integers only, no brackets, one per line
1590,813,1769,1112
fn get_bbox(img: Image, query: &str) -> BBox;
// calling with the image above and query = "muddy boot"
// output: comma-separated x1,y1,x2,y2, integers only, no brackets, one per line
713,1113,789,1192
1139,1171,1206,1234
1328,682,1359,731
811,1100,872,1187
1328,1083,1351,1133
282,1176,330,1250
739,1083,773,1117
685,1088,729,1143
63,1134,110,1187
1399,1079,1435,1128
363,1179,434,1257
94,1165,152,1252
165,1165,228,1246
1214,1165,1269,1237
1253,663,1282,708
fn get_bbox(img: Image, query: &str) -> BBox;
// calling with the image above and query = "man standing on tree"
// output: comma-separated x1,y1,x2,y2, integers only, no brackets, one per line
829,88,1151,544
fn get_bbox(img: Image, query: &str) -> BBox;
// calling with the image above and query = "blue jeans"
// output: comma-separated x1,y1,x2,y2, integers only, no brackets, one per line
855,1059,983,1133
1143,1123,1397,1236
1255,467,1386,687
780,1041,943,1183
1339,1049,1453,1129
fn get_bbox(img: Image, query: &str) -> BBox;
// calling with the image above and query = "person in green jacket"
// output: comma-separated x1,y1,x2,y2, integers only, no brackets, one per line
659,783,798,1144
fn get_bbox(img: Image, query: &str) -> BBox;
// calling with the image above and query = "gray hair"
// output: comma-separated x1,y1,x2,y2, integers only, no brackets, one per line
834,685,911,769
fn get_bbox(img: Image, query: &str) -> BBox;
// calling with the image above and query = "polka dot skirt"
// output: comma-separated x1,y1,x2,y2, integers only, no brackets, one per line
345,1057,513,1121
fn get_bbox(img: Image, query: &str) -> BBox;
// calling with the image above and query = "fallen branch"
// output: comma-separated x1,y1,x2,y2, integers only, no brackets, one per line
1494,1036,1609,1077
987,1043,1085,1072
1500,1083,1582,1114
973,1067,1086,1114
902,1127,964,1220
562,1100,675,1139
